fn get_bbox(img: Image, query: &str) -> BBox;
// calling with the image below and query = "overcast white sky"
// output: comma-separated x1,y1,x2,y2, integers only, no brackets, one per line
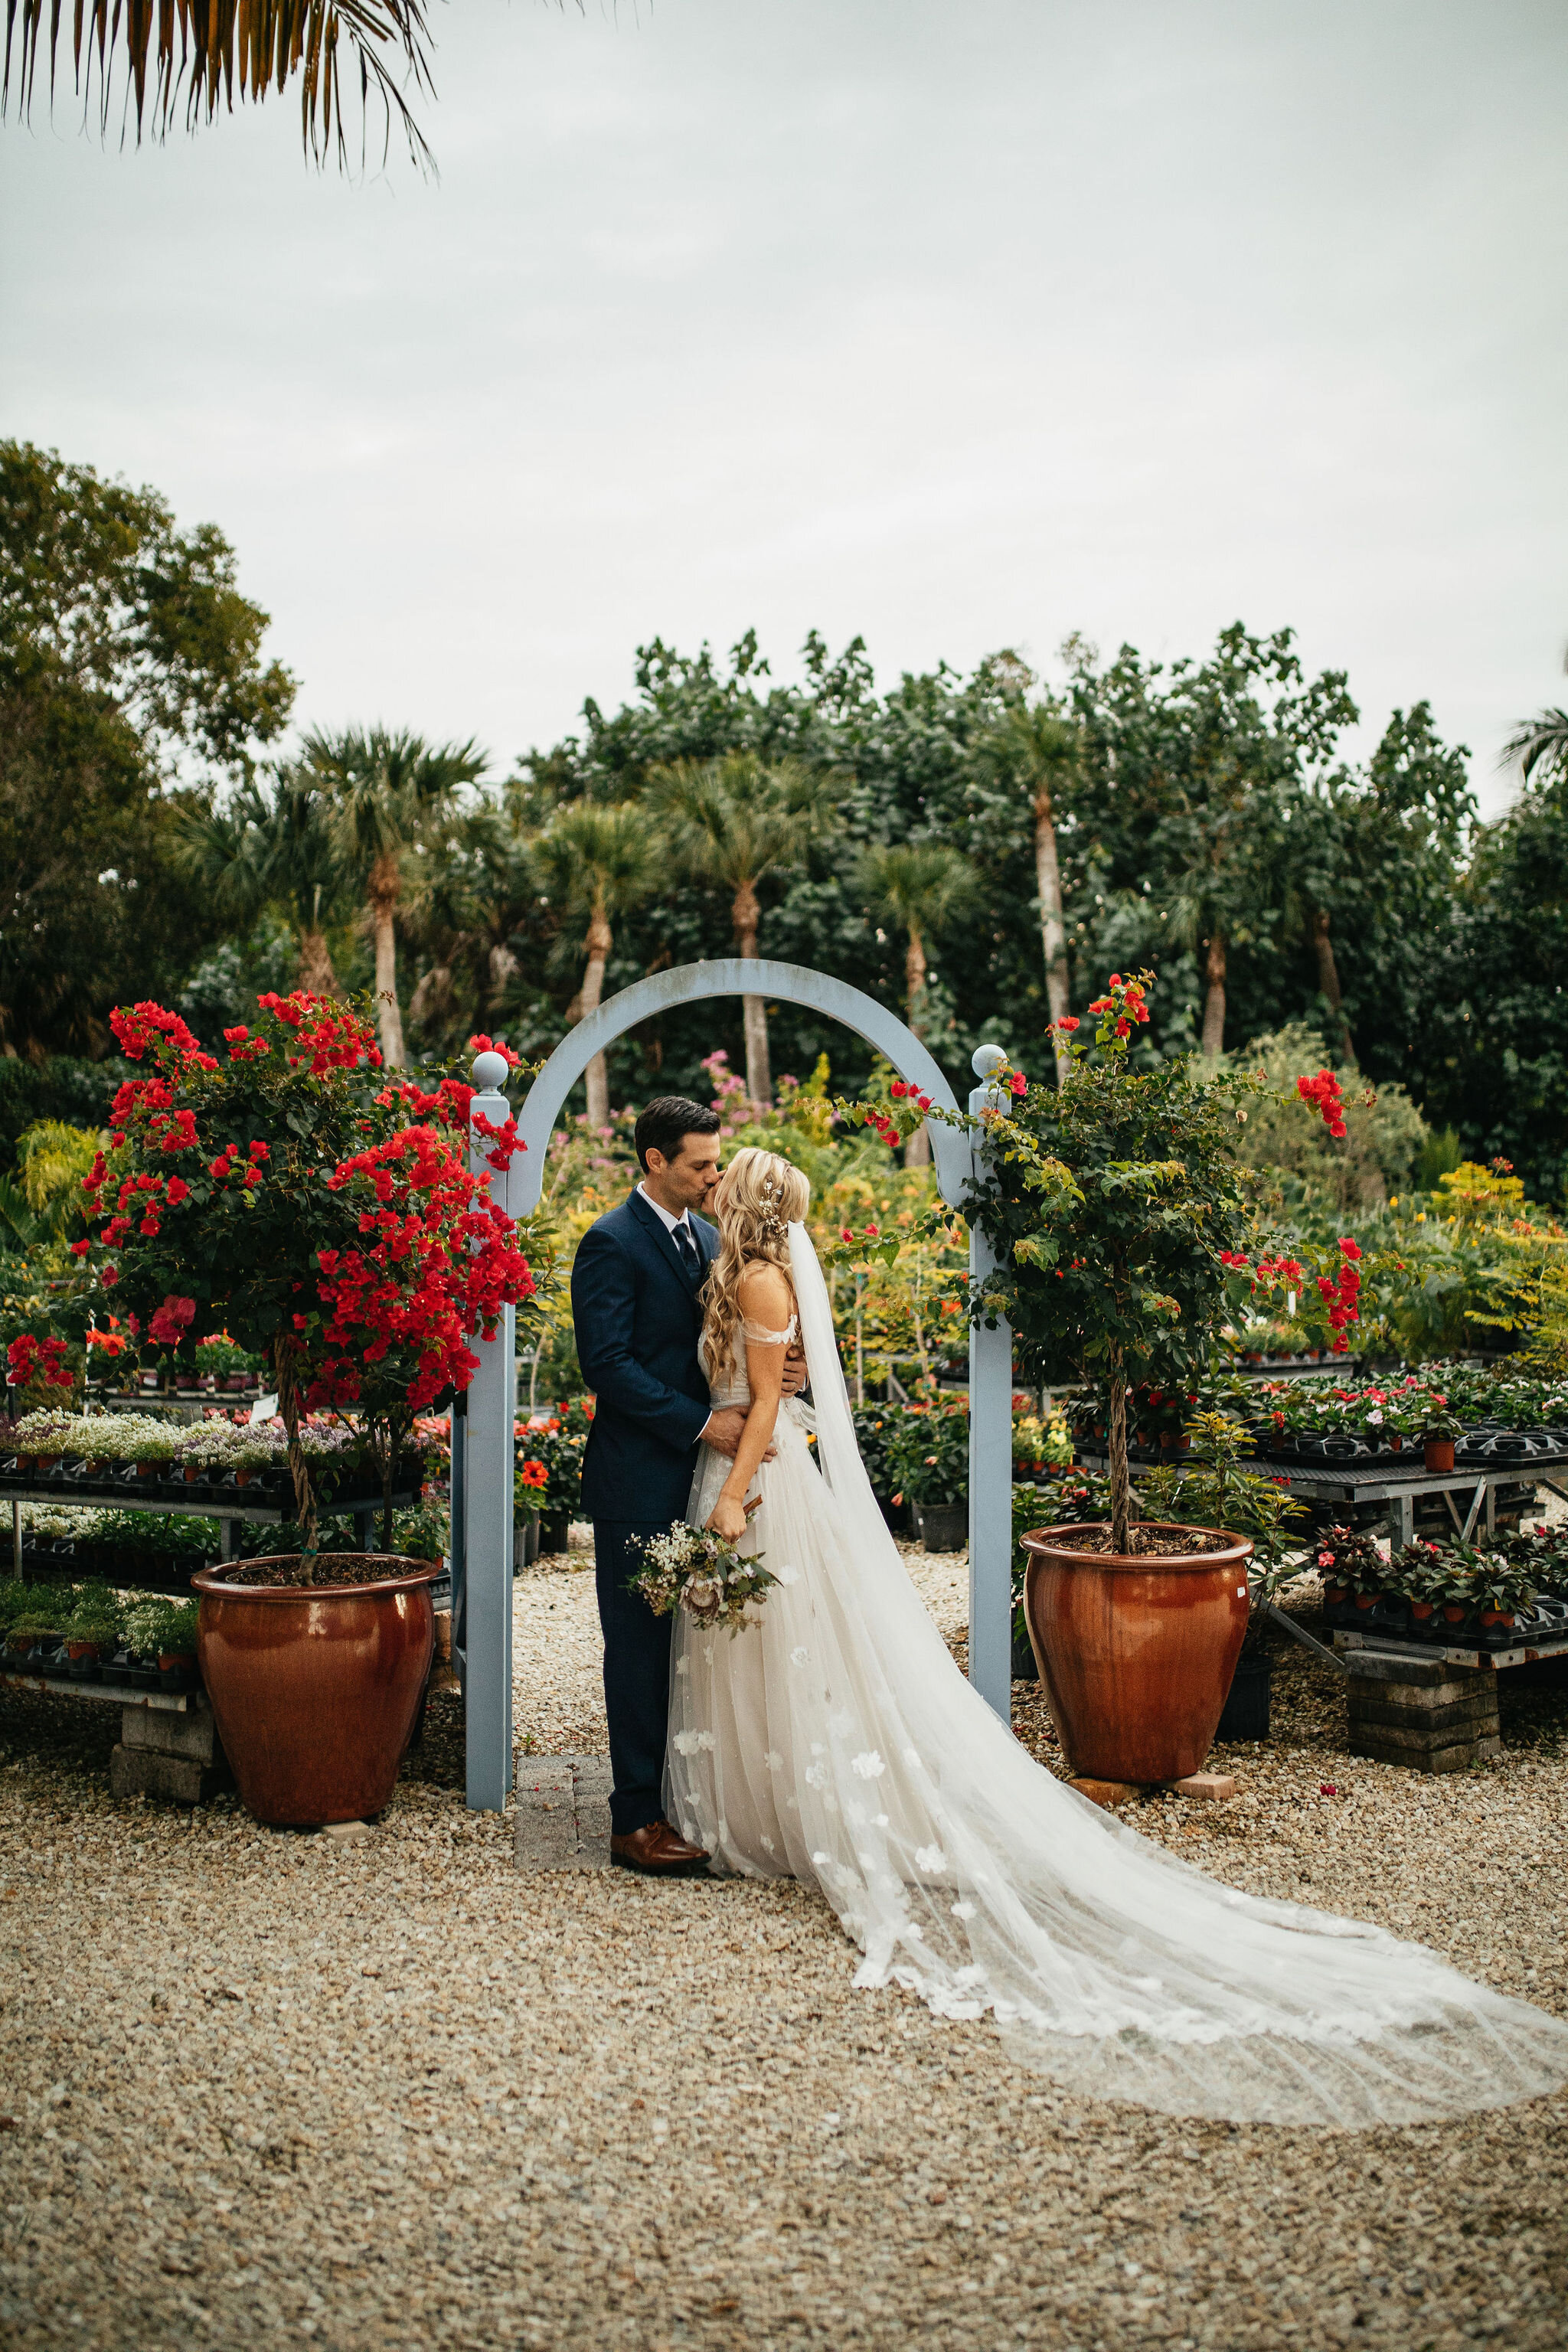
4,1,1564,811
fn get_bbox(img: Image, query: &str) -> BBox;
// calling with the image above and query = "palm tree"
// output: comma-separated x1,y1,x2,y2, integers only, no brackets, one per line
860,843,978,1165
649,753,838,1108
173,769,346,997
2,0,436,168
975,701,1080,1080
1501,710,1568,792
305,726,487,1067
536,804,658,1129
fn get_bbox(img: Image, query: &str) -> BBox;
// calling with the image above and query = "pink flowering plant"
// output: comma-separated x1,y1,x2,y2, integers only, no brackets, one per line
16,995,536,1573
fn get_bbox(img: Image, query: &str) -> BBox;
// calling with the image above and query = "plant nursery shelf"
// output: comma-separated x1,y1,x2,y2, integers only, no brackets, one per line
1334,1628,1568,1674
0,1666,200,1710
0,1469,418,1525
1076,1452,1566,1545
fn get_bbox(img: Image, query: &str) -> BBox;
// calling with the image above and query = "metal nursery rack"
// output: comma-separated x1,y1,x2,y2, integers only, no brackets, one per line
1075,1449,1568,1547
2,1463,418,1575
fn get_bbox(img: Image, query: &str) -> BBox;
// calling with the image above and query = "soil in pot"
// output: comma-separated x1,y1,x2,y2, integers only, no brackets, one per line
1216,1651,1272,1742
916,1501,967,1553
193,1553,439,1826
1021,1521,1253,1785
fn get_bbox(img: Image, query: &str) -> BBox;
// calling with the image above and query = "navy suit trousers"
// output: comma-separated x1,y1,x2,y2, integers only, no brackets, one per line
593,1518,676,1836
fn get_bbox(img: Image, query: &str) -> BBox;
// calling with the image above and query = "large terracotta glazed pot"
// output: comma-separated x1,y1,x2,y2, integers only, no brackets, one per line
1021,1521,1253,1784
192,1555,440,1825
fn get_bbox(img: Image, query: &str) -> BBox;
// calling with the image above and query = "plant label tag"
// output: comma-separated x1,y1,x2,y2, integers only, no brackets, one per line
249,1393,279,1425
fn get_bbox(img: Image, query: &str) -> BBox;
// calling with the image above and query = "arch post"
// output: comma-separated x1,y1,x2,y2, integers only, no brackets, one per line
457,962,1018,1808
967,1047,1014,1723
461,1053,516,1813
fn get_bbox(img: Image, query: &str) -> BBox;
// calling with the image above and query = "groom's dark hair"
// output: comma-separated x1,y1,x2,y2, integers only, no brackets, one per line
634,1096,721,1172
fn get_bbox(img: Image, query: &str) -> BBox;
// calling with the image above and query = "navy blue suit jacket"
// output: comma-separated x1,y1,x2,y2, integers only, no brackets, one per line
573,1189,720,1525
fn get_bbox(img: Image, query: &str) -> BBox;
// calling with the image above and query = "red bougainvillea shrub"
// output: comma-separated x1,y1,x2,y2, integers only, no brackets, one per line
59,994,534,1567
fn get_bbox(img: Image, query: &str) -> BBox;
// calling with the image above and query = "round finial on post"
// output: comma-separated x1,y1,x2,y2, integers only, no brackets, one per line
471,1050,510,1093
972,1043,1008,1080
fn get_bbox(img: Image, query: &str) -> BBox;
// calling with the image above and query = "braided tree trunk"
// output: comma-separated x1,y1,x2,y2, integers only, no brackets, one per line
1107,1349,1133,1557
274,1339,318,1583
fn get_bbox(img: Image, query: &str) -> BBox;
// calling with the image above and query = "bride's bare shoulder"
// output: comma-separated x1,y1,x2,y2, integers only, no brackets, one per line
737,1259,793,1323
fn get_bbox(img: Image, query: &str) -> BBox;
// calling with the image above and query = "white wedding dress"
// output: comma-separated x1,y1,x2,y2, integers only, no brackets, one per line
666,1223,1568,2127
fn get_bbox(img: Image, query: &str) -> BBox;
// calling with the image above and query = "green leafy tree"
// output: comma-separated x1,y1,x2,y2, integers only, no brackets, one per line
305,726,487,1068
649,751,839,1107
0,439,294,1058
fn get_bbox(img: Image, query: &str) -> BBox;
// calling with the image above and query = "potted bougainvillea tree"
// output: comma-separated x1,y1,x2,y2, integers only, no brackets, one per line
862,973,1357,1785
43,992,535,1824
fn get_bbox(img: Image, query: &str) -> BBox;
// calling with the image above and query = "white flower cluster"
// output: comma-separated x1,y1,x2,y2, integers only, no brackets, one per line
8,1408,358,1475
626,1522,779,1632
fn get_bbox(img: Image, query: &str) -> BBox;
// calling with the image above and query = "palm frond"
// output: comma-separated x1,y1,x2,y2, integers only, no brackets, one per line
2,0,439,171
1500,708,1568,791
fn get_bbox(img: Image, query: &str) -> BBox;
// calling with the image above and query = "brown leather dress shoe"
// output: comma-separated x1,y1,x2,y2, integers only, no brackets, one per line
609,1820,711,1877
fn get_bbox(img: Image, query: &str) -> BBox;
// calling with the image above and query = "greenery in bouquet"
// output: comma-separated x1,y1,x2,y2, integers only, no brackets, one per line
25,992,538,1570
628,1521,780,1634
884,1391,969,1508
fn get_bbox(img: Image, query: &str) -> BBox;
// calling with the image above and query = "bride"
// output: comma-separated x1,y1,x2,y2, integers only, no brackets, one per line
667,1145,1568,2128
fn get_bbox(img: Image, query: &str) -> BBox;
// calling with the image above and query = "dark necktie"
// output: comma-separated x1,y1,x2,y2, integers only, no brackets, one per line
673,1220,700,1280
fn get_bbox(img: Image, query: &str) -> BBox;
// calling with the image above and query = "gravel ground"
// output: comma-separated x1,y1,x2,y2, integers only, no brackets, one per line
3,1543,1567,2351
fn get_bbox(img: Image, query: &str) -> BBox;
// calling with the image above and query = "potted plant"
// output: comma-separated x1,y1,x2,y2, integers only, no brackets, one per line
1421,1403,1464,1475
1140,1410,1308,1743
880,972,1352,1785
31,992,537,1825
64,1582,122,1681
884,1394,969,1553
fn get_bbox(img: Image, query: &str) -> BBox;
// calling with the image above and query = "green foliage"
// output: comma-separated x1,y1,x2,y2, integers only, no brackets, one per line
0,439,293,1059
884,1395,969,1507
64,1580,122,1643
1229,1024,1426,1210
1138,1413,1308,1599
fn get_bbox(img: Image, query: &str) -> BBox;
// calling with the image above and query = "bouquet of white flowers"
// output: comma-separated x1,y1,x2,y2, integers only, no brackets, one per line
628,1519,779,1632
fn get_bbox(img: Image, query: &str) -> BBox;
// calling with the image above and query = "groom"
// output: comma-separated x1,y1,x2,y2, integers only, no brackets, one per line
573,1096,805,1877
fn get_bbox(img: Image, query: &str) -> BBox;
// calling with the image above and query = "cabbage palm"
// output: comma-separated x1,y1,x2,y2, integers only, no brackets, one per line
305,725,487,1067
649,752,837,1109
174,769,347,997
975,700,1080,1080
1501,708,1568,792
536,803,658,1129
860,842,978,1165
2,0,436,168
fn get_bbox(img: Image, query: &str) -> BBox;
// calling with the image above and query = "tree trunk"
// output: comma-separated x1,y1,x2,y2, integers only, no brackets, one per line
1312,909,1353,1061
733,880,771,1109
580,904,612,1130
903,923,931,1168
273,1340,317,1577
370,858,405,1067
1035,786,1072,1083
1107,1353,1132,1557
1200,931,1227,1059
296,926,338,998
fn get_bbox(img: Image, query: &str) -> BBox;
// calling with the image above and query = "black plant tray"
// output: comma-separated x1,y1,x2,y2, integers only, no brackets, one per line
0,1459,422,1519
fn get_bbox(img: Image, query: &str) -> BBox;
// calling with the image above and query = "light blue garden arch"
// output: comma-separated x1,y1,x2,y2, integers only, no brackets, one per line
457,959,1014,1812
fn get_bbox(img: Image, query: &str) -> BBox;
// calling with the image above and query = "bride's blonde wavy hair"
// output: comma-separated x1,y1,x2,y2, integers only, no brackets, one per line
701,1145,811,1374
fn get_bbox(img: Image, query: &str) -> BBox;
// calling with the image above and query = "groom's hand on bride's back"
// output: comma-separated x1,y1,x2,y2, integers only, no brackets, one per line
781,1343,808,1400
700,1405,777,1462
